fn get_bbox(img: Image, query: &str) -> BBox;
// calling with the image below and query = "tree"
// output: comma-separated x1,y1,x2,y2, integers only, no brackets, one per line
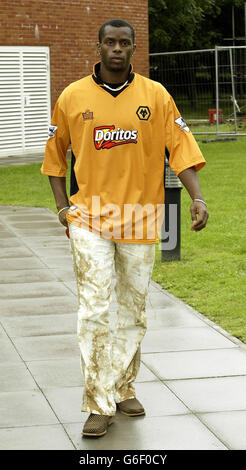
149,0,246,52
195,0,246,50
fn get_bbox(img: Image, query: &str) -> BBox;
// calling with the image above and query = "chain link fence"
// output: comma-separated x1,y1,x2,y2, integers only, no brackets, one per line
150,46,246,137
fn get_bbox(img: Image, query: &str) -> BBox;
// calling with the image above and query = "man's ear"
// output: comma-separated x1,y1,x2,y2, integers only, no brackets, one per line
132,44,136,56
97,42,101,56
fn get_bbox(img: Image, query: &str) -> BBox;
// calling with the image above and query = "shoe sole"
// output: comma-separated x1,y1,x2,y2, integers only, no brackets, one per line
82,416,114,437
118,409,145,417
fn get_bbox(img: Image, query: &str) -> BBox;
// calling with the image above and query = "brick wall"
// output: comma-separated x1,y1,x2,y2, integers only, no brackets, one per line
0,0,149,108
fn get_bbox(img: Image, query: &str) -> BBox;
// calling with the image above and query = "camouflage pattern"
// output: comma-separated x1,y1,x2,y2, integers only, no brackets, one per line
69,224,155,415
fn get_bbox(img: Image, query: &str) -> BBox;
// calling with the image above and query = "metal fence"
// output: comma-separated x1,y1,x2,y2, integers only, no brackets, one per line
150,46,246,137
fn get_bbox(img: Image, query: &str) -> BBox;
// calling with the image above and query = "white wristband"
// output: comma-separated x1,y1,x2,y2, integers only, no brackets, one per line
193,198,207,207
57,206,70,216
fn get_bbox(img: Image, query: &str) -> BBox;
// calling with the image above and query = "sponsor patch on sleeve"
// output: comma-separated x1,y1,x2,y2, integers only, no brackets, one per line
174,117,190,133
48,125,58,138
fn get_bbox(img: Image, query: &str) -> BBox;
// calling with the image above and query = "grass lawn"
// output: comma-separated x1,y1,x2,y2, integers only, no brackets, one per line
188,121,246,138
0,139,246,342
0,161,71,212
154,137,246,343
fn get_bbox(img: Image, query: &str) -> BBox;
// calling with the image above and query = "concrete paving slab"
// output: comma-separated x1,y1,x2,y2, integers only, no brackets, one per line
0,269,58,284
5,214,56,222
50,268,76,282
40,256,74,268
42,381,189,425
0,220,11,232
0,257,46,270
135,362,160,383
0,363,37,392
0,295,78,317
26,359,157,389
198,410,246,450
0,154,44,167
141,326,236,353
12,334,79,361
29,247,72,258
0,324,7,336
167,376,246,413
148,292,179,308
1,313,77,337
0,206,46,213
0,228,13,235
148,283,161,293
0,281,73,299
21,237,70,248
10,228,66,237
0,239,23,248
0,247,33,258
63,281,78,295
142,348,246,380
0,425,75,450
0,336,22,363
42,386,84,423
26,358,83,388
146,306,208,329
0,231,17,239
64,414,227,450
0,390,59,427
7,221,62,229
133,381,190,417
0,205,245,450
1,313,76,337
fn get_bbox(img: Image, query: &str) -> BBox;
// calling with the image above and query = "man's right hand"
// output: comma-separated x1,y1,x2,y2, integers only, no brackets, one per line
58,208,69,227
48,176,70,229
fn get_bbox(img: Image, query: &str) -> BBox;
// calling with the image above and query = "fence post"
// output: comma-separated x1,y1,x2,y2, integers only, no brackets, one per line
150,46,246,140
215,45,219,138
229,47,238,136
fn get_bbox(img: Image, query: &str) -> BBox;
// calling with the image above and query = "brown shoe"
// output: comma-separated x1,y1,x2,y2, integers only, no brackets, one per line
117,398,145,416
82,413,114,437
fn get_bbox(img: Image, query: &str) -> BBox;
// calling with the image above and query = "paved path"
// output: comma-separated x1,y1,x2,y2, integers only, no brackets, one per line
0,154,44,167
1,205,246,450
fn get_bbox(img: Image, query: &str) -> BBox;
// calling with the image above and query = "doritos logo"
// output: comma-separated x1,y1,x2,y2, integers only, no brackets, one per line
94,125,138,150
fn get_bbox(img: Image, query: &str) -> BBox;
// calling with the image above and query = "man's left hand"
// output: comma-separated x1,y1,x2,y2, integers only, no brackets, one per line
190,201,209,231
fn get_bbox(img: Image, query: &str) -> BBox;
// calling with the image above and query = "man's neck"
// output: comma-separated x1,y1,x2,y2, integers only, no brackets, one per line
99,62,130,84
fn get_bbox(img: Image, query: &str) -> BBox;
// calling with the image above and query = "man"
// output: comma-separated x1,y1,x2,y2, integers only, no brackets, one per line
41,18,208,438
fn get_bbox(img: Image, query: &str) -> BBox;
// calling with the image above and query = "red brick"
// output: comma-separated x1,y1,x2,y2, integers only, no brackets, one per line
0,0,149,108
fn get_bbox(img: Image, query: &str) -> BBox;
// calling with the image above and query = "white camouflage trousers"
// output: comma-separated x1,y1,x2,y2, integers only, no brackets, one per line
69,224,155,416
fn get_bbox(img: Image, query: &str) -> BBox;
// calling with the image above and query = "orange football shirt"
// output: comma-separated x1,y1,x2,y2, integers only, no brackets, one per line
41,67,206,243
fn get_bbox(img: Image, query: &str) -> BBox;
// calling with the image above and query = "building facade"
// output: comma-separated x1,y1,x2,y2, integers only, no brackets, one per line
0,0,149,156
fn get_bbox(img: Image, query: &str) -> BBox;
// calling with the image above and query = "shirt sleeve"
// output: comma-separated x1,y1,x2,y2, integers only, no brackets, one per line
163,91,206,175
41,90,70,177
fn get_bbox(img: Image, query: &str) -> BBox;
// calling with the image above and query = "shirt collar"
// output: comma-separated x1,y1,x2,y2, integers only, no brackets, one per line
92,62,134,86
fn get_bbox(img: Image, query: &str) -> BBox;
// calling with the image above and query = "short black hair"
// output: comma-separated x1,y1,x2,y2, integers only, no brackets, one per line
98,19,135,44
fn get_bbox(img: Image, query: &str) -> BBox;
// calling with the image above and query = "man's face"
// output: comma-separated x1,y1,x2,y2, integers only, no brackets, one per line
98,25,136,73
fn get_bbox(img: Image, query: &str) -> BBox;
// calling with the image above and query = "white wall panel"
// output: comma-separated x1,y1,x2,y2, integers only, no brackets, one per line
0,46,50,157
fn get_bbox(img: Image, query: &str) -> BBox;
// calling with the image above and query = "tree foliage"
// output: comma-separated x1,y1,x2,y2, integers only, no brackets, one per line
149,0,246,52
